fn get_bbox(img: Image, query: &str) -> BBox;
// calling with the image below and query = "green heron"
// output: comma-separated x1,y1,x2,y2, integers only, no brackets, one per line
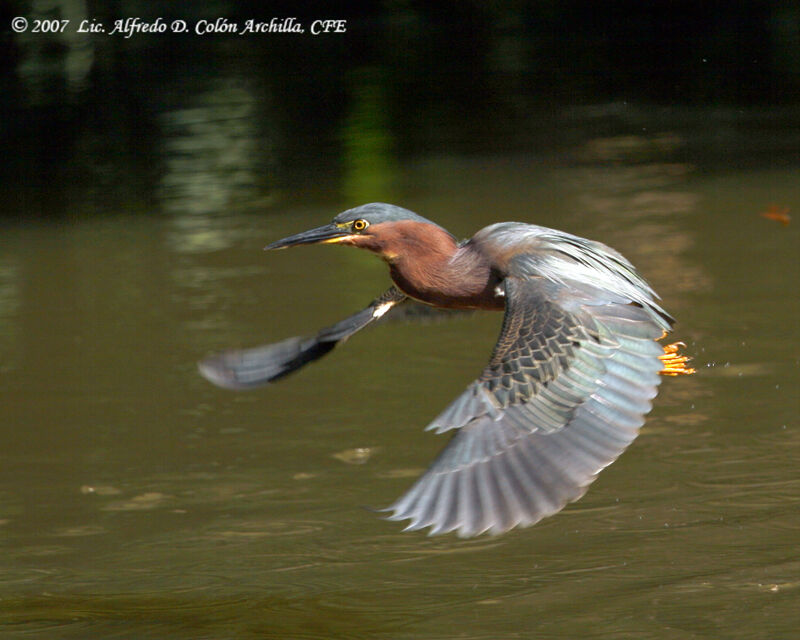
200,203,693,537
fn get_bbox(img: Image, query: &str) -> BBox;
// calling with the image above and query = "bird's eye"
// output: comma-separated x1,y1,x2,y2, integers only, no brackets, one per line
352,219,369,232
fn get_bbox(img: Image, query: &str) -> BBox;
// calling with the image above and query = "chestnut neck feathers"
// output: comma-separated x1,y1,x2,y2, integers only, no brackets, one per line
358,220,503,310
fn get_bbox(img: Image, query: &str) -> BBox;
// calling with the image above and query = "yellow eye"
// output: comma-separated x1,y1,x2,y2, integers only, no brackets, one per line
352,219,369,232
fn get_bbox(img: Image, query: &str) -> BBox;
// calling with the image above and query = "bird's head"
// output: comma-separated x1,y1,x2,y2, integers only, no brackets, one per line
265,203,455,262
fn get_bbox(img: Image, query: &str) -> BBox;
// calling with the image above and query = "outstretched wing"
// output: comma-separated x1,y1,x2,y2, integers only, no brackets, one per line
384,275,671,537
198,287,407,389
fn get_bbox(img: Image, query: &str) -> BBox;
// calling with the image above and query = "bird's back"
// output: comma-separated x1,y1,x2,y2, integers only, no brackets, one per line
468,222,672,331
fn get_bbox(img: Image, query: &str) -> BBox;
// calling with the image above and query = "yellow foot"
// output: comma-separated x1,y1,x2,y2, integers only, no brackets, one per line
659,341,695,376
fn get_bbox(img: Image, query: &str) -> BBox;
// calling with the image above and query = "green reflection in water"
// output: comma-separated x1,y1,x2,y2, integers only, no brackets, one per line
342,69,399,203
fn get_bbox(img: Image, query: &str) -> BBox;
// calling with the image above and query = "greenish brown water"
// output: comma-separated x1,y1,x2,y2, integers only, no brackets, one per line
1,155,798,639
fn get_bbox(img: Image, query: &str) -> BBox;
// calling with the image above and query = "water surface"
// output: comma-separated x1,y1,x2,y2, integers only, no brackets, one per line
1,143,798,638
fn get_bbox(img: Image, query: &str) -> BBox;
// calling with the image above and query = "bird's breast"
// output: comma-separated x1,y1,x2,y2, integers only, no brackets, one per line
388,258,505,311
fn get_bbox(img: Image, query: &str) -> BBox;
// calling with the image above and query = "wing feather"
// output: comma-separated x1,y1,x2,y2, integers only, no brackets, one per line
385,273,669,537
198,287,408,389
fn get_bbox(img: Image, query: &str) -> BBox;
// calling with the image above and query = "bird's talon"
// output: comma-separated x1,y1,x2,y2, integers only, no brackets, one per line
661,340,686,354
659,341,695,375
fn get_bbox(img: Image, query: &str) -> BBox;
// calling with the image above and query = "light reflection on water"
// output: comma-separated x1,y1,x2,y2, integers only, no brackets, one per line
157,74,273,216
0,152,798,638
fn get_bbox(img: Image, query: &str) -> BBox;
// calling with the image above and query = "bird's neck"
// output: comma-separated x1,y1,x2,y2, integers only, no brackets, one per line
383,225,503,310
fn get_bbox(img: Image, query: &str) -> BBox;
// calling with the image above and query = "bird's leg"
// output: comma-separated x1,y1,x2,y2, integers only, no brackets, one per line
658,340,695,376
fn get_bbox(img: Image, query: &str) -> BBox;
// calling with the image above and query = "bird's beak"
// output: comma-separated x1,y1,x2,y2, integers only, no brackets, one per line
264,223,355,250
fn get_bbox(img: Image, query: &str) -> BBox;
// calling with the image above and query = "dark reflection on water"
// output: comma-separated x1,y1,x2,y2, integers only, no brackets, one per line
1,138,798,637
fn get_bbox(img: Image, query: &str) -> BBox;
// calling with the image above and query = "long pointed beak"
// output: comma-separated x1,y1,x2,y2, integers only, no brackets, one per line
264,223,354,250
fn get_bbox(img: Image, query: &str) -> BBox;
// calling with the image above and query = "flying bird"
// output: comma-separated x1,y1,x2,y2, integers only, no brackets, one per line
199,203,693,537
